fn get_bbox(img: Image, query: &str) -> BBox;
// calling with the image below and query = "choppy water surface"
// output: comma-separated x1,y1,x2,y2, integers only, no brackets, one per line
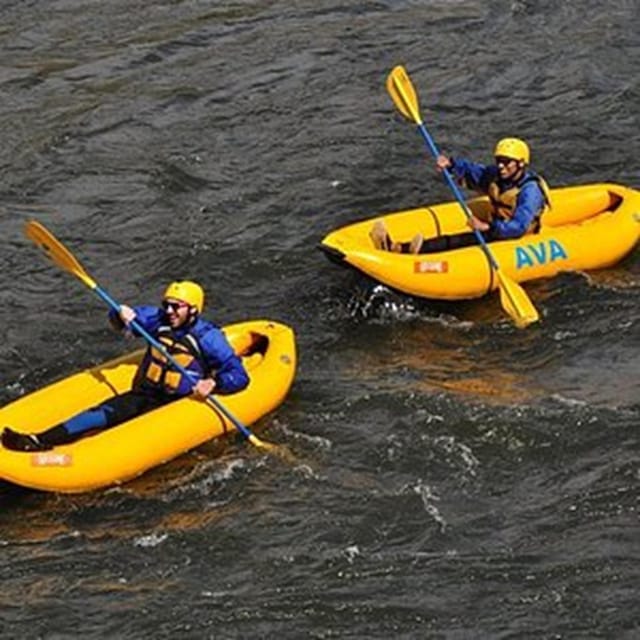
0,1,638,638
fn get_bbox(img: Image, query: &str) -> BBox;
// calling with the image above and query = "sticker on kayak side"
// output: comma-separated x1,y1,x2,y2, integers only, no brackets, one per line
515,239,568,269
31,452,73,467
414,260,448,274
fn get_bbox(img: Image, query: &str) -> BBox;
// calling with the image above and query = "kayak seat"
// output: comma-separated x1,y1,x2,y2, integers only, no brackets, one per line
238,332,269,371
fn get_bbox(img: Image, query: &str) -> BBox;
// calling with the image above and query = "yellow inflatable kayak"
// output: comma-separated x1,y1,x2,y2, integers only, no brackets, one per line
320,183,640,300
0,320,296,493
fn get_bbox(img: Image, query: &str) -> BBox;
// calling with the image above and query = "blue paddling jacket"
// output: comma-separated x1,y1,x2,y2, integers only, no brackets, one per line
109,306,249,397
448,158,551,239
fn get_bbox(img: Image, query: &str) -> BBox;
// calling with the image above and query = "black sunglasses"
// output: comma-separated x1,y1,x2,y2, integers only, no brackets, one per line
162,300,189,313
495,156,517,166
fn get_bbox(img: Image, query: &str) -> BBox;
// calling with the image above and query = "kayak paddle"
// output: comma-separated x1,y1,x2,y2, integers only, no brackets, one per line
24,220,278,452
386,65,539,329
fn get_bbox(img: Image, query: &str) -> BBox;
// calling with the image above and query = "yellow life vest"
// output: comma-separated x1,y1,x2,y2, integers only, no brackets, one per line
487,172,552,233
138,327,206,395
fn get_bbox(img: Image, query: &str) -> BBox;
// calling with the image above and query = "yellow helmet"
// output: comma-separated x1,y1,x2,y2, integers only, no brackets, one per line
494,137,530,164
163,281,205,313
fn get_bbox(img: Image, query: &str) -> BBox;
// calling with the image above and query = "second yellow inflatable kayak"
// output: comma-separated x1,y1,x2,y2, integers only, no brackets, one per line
320,183,640,300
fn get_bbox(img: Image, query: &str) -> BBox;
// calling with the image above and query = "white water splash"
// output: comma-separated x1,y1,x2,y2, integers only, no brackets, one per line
134,532,168,548
410,482,447,532
276,420,332,450
343,545,361,564
348,284,419,321
294,464,324,481
433,435,480,477
550,393,588,408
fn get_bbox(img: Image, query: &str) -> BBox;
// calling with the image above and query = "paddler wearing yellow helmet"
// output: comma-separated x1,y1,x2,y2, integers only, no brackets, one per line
370,137,552,254
1,280,249,452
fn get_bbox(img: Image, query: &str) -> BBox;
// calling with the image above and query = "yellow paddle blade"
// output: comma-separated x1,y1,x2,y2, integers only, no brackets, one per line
386,65,422,125
25,220,97,290
496,270,539,328
248,434,298,464
205,394,295,462
248,434,273,450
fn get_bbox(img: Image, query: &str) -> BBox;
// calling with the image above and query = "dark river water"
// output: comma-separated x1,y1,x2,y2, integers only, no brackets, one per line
1,1,638,638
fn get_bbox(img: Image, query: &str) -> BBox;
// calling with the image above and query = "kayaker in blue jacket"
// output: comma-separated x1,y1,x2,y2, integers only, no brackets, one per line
370,137,551,253
2,281,249,452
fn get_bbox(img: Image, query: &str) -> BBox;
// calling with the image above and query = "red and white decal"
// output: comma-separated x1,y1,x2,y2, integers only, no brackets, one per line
31,452,73,467
413,260,448,274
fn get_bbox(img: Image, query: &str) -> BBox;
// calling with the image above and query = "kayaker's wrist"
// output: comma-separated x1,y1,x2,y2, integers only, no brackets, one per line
445,157,456,175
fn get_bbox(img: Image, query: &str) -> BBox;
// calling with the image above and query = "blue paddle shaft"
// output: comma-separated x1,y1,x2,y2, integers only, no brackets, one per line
93,285,252,440
416,122,499,270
